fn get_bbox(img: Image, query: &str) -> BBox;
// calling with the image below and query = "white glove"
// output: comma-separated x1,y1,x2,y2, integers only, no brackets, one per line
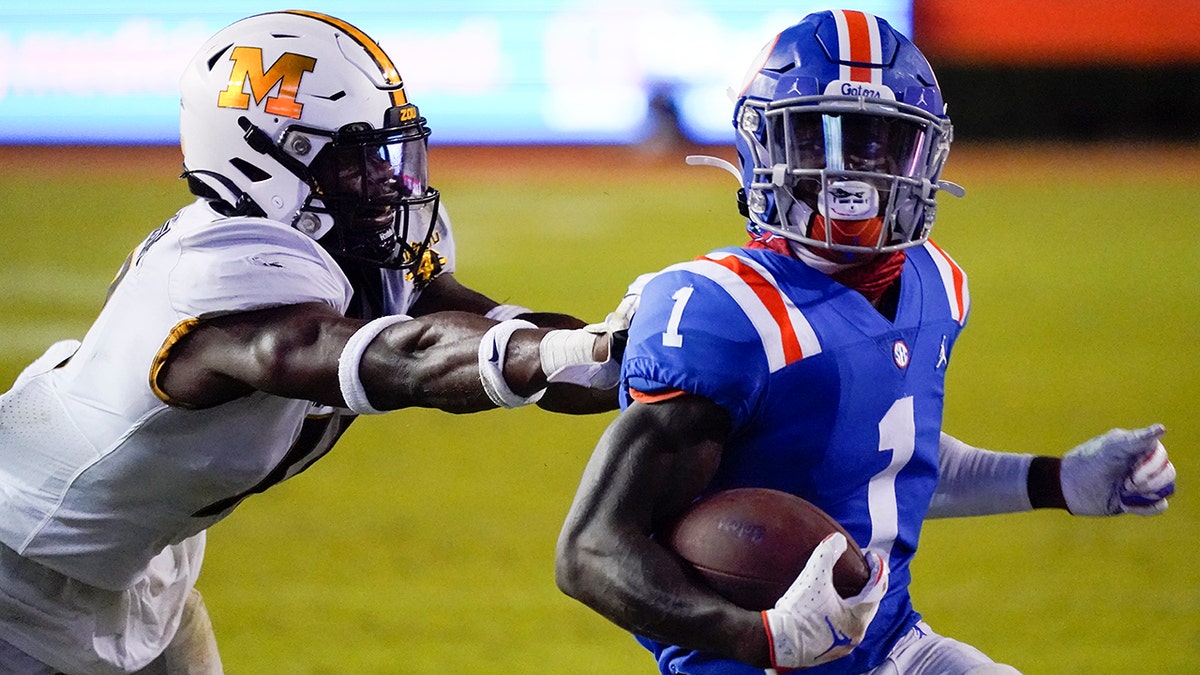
762,533,889,671
608,271,656,334
540,324,617,389
1060,424,1176,516
541,273,656,389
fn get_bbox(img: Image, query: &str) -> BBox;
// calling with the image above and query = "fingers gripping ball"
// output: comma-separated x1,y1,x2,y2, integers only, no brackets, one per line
764,534,889,670
665,488,871,610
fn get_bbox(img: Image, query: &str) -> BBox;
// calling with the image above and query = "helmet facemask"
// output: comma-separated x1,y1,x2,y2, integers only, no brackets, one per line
299,105,441,271
746,95,953,264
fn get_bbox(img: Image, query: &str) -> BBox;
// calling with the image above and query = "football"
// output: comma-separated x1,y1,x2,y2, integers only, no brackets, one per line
665,487,871,610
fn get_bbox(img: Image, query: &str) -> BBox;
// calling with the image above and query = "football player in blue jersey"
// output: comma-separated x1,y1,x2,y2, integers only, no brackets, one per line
555,9,1176,675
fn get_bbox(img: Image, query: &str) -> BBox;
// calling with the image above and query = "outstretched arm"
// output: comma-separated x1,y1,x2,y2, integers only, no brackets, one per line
928,426,1176,518
406,271,629,413
154,302,610,414
408,272,589,330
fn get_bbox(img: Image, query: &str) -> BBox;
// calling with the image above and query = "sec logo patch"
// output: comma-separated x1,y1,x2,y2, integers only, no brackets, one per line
892,340,910,369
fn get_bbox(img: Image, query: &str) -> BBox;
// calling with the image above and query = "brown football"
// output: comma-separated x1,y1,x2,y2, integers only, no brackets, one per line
666,487,870,610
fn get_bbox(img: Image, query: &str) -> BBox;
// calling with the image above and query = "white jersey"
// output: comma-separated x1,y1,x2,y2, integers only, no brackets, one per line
0,199,456,673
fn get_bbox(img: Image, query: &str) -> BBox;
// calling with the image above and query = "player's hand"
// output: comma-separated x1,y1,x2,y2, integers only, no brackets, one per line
1060,424,1176,516
543,273,656,389
587,271,657,362
608,272,656,335
762,533,888,670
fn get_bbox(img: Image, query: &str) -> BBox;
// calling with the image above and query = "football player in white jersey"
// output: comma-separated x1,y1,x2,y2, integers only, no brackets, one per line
0,11,624,674
555,10,1177,675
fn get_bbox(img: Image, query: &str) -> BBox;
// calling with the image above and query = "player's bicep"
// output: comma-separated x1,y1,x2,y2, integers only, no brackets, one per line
569,395,731,536
156,302,359,408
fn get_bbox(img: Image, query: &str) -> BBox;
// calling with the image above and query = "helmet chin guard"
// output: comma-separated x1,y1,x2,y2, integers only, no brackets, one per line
179,10,441,270
731,10,964,261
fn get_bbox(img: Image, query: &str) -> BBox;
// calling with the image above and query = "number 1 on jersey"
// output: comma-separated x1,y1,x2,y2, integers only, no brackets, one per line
866,396,915,557
662,286,694,348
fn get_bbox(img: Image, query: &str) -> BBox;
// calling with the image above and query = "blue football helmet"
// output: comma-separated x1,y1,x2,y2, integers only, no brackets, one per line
731,9,963,262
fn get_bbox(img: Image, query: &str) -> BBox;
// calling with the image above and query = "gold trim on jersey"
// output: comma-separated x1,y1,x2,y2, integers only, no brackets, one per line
150,318,201,406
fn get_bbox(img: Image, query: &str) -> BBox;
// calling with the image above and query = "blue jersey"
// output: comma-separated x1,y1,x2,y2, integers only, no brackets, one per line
621,242,970,675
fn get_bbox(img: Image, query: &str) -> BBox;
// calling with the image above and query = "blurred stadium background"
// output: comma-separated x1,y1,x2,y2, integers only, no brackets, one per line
1,1,1197,672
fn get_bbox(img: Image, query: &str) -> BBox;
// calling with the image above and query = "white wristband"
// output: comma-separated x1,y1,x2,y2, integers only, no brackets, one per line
484,304,533,321
478,319,545,408
337,315,411,415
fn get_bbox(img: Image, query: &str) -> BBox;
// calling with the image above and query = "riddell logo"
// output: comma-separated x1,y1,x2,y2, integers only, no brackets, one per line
217,47,317,119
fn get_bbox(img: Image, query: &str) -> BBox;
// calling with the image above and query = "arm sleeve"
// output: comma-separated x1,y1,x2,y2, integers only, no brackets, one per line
926,433,1035,518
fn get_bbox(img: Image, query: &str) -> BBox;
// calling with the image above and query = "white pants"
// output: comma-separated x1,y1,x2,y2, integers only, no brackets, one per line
0,589,222,675
865,621,1021,675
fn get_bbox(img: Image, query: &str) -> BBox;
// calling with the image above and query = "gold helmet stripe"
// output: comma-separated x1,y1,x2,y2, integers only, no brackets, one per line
279,10,408,106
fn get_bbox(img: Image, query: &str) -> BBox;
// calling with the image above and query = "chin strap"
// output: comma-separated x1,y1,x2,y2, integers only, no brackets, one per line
685,154,741,179
936,179,967,198
685,154,751,218
181,169,265,217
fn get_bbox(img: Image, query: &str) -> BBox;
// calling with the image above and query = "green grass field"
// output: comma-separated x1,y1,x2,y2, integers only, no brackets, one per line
0,143,1196,673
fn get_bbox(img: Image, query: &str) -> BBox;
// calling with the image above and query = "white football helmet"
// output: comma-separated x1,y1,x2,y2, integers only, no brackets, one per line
179,10,439,269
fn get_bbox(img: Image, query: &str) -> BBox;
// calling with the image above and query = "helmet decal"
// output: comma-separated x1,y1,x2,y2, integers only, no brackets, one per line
821,10,896,101
829,10,887,81
282,10,407,106
217,47,317,119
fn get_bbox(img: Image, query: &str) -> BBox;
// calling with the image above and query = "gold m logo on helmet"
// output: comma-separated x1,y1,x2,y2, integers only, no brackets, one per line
217,47,317,119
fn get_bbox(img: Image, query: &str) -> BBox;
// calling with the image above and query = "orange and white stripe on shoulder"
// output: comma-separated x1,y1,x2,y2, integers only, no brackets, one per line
830,9,884,84
664,251,821,373
924,240,970,325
